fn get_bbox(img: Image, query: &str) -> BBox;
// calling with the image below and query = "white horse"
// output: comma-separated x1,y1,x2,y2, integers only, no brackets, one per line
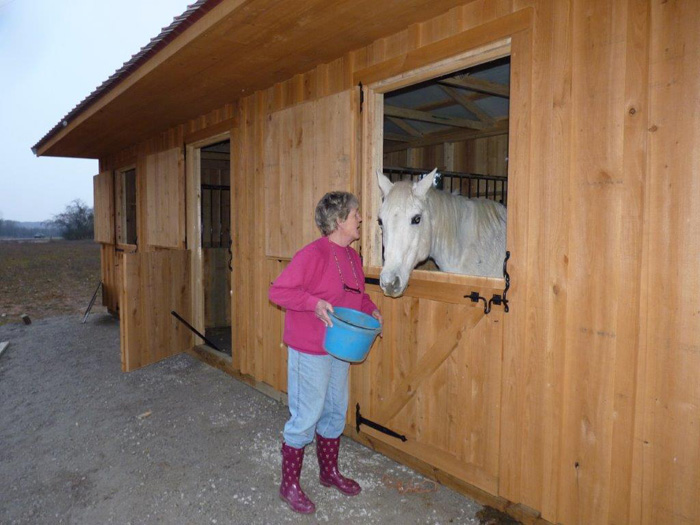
377,168,507,297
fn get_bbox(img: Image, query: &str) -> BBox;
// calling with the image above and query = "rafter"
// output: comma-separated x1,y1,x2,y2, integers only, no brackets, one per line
384,132,413,142
384,105,485,130
438,76,509,98
439,85,495,125
414,98,457,112
383,119,508,153
387,116,423,137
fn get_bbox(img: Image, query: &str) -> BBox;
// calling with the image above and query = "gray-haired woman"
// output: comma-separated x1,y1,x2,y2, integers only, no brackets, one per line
269,191,382,514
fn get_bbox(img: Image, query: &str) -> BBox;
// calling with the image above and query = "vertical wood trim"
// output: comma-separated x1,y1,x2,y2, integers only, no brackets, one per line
643,1,700,523
93,171,115,244
186,145,205,337
361,89,385,268
497,22,534,509
609,1,651,523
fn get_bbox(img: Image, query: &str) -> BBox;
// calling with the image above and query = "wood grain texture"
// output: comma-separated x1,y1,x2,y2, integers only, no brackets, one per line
145,148,186,249
263,90,353,258
93,171,114,244
643,0,700,523
120,250,193,372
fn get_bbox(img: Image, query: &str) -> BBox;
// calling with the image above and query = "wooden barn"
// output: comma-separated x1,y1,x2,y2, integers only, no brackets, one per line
33,1,700,523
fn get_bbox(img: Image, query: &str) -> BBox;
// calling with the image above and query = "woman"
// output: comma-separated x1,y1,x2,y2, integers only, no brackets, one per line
268,191,382,514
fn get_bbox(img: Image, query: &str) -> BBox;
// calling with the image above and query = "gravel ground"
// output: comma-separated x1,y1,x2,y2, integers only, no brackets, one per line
0,314,484,524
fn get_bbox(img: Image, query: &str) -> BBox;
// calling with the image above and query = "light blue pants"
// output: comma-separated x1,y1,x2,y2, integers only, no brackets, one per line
283,348,350,449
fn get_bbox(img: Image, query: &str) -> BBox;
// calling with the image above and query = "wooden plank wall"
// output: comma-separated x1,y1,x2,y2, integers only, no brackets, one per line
98,105,235,313
263,90,354,259
95,1,700,523
145,148,186,249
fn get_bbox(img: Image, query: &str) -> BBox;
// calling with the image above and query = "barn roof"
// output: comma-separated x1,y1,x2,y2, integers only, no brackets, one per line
33,0,472,159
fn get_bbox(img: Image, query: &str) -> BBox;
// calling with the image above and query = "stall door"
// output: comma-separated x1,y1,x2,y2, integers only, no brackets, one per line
120,250,193,372
350,277,505,494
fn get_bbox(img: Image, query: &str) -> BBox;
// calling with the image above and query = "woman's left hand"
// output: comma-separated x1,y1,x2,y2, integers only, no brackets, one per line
372,309,383,337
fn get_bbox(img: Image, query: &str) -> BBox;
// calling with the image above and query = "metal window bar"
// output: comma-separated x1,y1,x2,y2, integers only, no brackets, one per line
200,183,231,248
383,166,508,206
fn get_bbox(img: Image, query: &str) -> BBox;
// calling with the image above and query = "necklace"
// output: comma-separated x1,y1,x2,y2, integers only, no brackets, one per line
331,243,361,294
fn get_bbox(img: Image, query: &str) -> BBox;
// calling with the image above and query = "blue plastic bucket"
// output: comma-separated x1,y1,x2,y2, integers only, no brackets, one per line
323,307,381,363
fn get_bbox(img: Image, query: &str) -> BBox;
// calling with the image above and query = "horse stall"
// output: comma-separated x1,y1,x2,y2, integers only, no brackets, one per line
33,1,700,524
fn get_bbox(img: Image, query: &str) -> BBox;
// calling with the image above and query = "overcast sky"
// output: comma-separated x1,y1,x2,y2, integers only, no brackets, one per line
0,0,192,222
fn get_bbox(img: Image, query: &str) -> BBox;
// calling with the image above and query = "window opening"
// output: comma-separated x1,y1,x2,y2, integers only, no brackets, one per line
380,55,510,278
199,139,232,356
116,168,137,245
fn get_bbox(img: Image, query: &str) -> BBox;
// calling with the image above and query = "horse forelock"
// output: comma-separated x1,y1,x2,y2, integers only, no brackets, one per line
382,180,426,214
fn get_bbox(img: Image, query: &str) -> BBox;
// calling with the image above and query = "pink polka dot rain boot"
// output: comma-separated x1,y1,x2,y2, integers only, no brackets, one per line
279,442,315,514
315,432,361,496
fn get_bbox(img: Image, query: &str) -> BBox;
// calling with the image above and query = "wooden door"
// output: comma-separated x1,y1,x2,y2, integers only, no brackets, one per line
351,29,528,495
350,275,505,494
120,250,193,372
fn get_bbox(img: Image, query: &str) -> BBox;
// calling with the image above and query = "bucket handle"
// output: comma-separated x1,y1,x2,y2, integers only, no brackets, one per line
330,311,381,333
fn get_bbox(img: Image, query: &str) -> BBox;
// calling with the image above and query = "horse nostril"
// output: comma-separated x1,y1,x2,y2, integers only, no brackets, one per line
391,276,401,290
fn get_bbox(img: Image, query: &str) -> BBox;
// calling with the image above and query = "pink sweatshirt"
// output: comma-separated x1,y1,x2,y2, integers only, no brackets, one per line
268,236,378,355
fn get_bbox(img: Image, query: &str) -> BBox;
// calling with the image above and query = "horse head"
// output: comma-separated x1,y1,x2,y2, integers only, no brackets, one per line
376,168,438,297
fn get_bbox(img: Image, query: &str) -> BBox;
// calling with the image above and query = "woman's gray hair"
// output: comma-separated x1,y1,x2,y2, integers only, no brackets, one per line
315,191,360,236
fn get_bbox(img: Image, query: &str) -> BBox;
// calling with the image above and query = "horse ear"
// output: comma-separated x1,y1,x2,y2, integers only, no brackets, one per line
377,170,394,198
414,168,438,198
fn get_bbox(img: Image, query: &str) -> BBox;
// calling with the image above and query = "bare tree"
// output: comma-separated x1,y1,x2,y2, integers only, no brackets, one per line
49,200,94,240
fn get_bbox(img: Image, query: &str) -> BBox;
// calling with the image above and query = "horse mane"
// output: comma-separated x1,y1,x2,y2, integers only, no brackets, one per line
426,188,507,276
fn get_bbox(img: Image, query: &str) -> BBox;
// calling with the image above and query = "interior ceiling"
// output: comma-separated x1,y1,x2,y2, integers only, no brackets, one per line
36,0,476,159
201,140,231,153
383,56,510,154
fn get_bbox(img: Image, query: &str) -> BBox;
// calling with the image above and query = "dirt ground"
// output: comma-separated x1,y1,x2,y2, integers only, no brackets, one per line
0,315,486,524
0,239,105,326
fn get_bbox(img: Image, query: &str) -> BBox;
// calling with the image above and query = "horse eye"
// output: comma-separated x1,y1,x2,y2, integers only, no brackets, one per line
411,215,421,225
377,218,383,227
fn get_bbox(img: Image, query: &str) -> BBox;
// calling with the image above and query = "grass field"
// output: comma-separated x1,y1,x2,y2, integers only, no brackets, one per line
0,239,105,326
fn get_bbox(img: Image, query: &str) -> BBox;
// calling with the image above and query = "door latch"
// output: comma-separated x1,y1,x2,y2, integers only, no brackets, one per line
465,251,511,314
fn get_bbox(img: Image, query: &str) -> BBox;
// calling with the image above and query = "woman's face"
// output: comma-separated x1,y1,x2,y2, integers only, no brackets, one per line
336,207,362,242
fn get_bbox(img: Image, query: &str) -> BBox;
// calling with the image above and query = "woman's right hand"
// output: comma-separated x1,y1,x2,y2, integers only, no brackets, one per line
315,300,334,327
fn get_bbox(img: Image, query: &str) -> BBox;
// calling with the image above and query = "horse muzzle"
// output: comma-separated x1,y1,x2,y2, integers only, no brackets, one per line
379,274,406,298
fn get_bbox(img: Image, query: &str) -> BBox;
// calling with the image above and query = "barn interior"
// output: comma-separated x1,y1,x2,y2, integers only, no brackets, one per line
382,55,510,271
200,139,232,355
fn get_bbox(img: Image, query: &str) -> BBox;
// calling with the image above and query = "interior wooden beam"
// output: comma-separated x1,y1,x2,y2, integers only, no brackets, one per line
415,99,459,112
439,85,495,125
384,105,485,130
412,92,491,113
384,132,414,142
438,76,510,98
387,116,424,136
383,119,508,153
